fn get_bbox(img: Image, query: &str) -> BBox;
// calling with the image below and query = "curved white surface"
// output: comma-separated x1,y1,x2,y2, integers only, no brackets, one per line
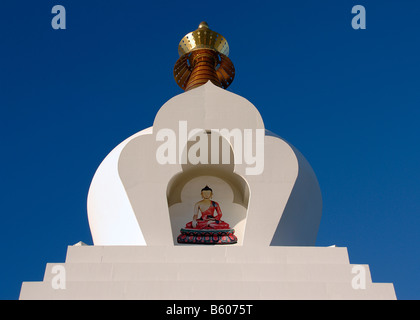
86,82,322,246
87,127,152,245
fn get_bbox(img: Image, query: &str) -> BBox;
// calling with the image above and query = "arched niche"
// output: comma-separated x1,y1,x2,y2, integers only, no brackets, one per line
166,130,250,245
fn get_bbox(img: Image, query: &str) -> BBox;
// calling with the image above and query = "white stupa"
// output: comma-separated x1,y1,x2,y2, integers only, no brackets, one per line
20,23,396,300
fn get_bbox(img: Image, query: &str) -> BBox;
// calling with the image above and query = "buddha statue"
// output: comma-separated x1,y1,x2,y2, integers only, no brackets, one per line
177,186,237,244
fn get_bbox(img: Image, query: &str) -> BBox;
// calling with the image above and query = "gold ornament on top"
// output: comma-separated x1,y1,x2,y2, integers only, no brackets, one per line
174,22,235,91
177,21,230,57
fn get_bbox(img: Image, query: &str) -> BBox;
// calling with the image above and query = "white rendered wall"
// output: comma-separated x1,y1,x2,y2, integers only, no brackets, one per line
86,82,322,246
20,82,396,300
87,127,152,245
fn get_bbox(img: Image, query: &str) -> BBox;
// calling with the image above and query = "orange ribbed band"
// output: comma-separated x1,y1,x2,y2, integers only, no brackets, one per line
185,49,222,91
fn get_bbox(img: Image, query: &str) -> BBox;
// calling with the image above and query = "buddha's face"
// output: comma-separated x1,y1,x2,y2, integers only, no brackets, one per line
201,190,212,199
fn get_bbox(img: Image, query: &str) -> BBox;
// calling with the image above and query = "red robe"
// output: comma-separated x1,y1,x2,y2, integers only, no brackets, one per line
185,201,230,229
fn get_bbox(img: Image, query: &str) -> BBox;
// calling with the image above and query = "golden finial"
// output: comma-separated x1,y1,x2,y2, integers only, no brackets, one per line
174,22,235,91
177,21,229,57
198,21,209,29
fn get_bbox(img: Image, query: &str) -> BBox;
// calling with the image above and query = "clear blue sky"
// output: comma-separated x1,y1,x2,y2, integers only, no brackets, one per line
1,0,419,300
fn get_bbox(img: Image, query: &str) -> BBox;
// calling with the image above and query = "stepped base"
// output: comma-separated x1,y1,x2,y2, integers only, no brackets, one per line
19,245,396,300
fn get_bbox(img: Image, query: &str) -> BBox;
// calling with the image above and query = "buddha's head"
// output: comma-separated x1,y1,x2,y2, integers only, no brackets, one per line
201,185,213,199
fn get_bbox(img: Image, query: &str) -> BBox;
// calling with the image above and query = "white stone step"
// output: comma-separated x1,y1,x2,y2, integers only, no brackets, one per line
20,245,396,300
20,279,396,300
42,261,372,284
65,245,350,265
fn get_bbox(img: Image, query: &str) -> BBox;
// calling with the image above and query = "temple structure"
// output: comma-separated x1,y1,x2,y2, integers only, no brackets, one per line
19,23,396,300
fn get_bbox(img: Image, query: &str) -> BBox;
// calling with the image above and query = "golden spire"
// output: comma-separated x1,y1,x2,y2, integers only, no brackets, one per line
174,22,235,91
